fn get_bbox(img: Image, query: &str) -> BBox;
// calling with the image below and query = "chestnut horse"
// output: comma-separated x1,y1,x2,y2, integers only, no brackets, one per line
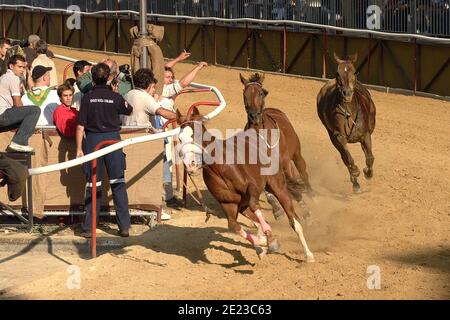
175,107,314,262
317,53,376,192
240,73,312,220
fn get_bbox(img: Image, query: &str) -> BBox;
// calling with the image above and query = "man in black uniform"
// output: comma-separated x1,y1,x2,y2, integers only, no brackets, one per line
75,63,133,238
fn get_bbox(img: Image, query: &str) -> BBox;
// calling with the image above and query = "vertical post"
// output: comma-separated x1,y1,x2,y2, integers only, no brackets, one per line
184,18,187,49
283,24,287,73
213,20,217,65
182,167,188,207
322,31,327,78
246,21,250,69
2,8,5,38
60,10,64,46
367,33,372,83
139,0,148,68
103,13,107,52
27,154,33,232
40,10,43,37
116,0,120,53
91,159,97,259
413,37,417,94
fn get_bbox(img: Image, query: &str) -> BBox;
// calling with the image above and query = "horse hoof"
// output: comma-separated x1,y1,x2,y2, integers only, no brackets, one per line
305,253,315,263
268,239,280,253
353,185,362,193
257,235,268,247
363,168,373,179
350,165,360,177
256,246,268,259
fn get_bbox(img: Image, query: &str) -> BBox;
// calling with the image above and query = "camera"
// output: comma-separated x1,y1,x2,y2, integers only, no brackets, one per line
11,39,29,48
117,64,131,82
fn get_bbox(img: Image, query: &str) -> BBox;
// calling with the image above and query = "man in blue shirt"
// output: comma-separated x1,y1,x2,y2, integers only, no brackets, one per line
76,63,133,238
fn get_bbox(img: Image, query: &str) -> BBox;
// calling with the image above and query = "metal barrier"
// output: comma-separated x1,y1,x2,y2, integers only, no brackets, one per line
1,0,449,38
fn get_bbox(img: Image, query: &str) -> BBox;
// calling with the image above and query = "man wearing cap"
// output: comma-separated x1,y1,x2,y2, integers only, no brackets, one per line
30,40,58,88
21,65,59,126
76,63,133,238
23,34,54,68
0,54,40,152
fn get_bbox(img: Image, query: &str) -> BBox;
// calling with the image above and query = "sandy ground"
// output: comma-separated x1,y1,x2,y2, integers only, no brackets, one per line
0,46,449,299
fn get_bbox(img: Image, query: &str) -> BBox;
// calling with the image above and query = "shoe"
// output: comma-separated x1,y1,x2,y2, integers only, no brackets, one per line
7,142,34,153
118,229,129,237
80,231,92,238
160,209,171,221
165,196,184,209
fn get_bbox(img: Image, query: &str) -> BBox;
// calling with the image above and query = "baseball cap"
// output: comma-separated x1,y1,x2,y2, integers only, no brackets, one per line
28,34,40,44
32,65,52,81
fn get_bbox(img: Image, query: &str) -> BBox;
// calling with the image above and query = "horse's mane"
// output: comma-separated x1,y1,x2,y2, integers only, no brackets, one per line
248,73,264,84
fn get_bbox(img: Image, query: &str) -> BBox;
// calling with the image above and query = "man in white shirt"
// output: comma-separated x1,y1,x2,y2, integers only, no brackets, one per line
122,68,180,217
21,65,60,126
122,69,176,127
161,60,208,112
0,55,40,152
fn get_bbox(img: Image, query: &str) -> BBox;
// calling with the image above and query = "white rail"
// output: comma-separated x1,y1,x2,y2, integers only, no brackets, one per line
28,55,226,176
1,4,449,45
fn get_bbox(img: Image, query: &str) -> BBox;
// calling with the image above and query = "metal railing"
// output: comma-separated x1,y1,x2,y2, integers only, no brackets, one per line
1,0,448,38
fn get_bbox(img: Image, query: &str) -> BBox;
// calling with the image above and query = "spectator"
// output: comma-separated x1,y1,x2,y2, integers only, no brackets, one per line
21,65,59,126
71,60,92,110
122,68,180,216
53,84,78,137
76,63,133,238
0,54,40,152
0,38,11,76
30,40,58,88
23,34,54,67
77,58,132,96
162,51,208,111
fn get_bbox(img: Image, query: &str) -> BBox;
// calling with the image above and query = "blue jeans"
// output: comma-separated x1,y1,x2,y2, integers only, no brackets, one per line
82,131,130,233
0,106,40,145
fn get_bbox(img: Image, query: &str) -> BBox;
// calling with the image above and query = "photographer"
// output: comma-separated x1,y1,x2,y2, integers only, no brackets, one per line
22,34,54,67
77,58,132,96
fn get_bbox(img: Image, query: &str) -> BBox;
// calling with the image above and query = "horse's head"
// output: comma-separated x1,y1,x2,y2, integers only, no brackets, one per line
240,72,268,128
334,52,358,103
176,107,206,175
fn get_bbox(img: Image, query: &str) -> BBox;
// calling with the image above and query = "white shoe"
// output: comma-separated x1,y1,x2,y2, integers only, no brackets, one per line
160,209,171,221
7,142,34,152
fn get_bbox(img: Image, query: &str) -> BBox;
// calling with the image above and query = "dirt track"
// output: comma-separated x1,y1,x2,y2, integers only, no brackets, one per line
2,47,450,299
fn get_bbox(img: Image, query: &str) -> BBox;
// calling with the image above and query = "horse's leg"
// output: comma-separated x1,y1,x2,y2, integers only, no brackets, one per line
330,132,361,193
361,133,375,179
267,177,314,263
247,184,279,252
265,190,284,220
293,148,312,194
242,208,268,246
222,203,267,258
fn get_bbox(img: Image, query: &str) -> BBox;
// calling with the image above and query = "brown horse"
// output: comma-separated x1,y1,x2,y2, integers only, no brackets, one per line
239,73,312,220
317,53,376,192
175,107,314,262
